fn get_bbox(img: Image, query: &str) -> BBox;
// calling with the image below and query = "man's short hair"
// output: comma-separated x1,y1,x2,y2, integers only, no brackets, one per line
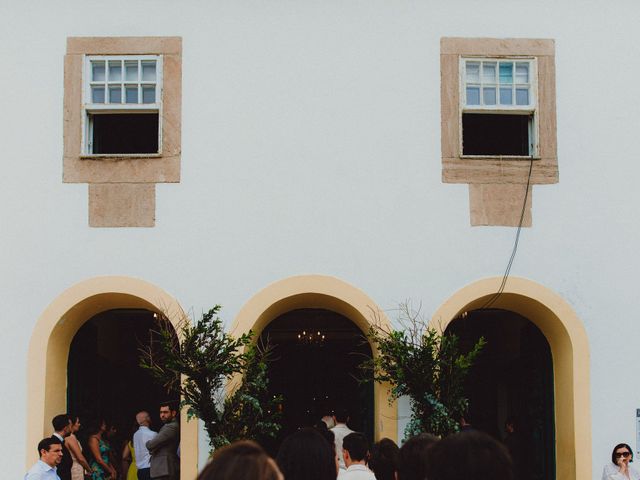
334,407,349,423
38,437,62,455
159,400,178,412
343,432,368,462
52,414,71,432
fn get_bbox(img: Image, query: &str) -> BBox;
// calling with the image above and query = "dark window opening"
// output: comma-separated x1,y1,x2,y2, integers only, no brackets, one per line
462,113,531,156
91,113,159,154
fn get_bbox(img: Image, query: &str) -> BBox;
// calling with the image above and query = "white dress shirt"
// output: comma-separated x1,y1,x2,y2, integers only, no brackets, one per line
338,464,377,480
332,423,354,469
24,460,60,480
133,425,158,469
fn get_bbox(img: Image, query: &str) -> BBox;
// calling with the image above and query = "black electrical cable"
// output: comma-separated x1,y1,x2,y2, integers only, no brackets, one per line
478,157,534,310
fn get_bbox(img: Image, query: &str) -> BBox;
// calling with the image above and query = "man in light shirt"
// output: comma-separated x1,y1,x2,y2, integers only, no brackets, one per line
340,433,376,480
25,437,63,480
332,408,354,470
133,411,157,480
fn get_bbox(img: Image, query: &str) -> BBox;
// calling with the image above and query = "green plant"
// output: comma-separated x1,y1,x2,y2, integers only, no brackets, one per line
139,306,281,451
361,303,485,439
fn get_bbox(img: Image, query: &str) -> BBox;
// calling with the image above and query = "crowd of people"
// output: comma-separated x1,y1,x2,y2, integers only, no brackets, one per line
26,405,640,480
25,401,181,480
197,414,513,480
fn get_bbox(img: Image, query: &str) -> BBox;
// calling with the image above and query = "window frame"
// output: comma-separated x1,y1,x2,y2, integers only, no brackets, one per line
459,56,539,159
81,54,164,156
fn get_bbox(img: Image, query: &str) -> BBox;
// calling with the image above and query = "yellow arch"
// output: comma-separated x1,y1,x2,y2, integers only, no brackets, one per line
430,276,590,480
231,274,398,442
26,276,198,480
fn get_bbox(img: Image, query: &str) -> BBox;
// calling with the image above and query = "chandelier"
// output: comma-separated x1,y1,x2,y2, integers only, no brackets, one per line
297,330,325,344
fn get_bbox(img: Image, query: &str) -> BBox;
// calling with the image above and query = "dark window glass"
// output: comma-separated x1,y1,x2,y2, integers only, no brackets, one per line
91,113,159,154
462,113,530,156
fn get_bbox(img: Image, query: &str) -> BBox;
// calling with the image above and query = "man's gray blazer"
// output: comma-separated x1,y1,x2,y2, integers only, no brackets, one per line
146,418,180,479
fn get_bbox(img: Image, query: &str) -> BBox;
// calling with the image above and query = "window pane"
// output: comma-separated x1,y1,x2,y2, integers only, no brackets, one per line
466,62,480,83
125,61,138,81
142,61,156,81
142,85,156,104
108,61,122,81
516,63,529,84
109,86,122,104
483,87,496,105
91,86,105,103
482,62,496,83
499,62,513,84
500,87,513,105
92,61,105,81
125,85,138,104
466,87,480,105
516,88,530,105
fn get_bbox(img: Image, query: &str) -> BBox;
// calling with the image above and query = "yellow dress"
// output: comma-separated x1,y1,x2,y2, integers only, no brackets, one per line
127,441,138,480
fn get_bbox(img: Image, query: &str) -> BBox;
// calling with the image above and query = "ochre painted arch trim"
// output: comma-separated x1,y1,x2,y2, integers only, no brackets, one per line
26,276,198,480
231,275,398,442
430,276,591,480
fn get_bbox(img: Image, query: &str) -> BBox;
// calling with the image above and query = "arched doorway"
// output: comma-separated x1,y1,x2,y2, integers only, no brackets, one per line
231,275,398,444
67,309,179,437
259,308,374,452
26,276,198,479
430,277,591,480
446,309,555,480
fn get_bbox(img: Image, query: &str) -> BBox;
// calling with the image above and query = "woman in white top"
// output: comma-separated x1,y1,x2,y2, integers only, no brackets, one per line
602,443,640,480
66,416,92,480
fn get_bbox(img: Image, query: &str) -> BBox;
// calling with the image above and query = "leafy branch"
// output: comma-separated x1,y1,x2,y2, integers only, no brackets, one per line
361,302,485,438
139,306,281,451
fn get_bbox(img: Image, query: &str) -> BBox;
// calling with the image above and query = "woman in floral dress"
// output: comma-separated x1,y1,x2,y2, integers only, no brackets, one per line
87,419,118,480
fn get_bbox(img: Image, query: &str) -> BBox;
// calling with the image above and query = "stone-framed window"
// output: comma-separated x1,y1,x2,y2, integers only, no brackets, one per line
63,37,182,227
441,38,557,227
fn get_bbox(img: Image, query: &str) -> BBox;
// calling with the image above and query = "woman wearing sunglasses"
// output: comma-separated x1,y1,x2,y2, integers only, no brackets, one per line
603,443,640,479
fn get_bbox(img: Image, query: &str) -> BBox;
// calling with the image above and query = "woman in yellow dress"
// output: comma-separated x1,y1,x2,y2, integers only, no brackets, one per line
121,430,138,480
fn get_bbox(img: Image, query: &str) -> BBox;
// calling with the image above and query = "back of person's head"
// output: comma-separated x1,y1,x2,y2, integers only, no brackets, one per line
342,432,368,462
38,437,62,456
198,440,282,480
276,428,337,480
369,438,399,480
334,408,349,424
52,414,71,432
426,431,514,480
397,433,439,480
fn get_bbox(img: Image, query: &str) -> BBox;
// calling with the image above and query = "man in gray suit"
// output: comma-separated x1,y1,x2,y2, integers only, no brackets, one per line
146,401,180,480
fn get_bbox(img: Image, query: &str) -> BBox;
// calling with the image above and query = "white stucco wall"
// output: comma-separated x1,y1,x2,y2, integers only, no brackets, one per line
2,1,639,477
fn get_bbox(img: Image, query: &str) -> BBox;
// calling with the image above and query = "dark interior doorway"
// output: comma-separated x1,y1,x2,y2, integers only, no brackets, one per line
67,309,178,444
447,309,555,480
259,309,374,454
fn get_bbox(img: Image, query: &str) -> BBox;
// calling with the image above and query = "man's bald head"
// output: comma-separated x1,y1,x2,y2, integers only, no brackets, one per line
136,411,151,427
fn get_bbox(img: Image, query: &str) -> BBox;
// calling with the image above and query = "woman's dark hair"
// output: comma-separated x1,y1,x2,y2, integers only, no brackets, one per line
81,418,106,465
276,428,337,480
426,431,513,480
314,423,335,451
369,438,400,480
397,433,439,480
198,440,281,480
612,443,634,465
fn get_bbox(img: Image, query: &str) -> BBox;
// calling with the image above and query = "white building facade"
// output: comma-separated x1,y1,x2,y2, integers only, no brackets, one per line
2,1,638,479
